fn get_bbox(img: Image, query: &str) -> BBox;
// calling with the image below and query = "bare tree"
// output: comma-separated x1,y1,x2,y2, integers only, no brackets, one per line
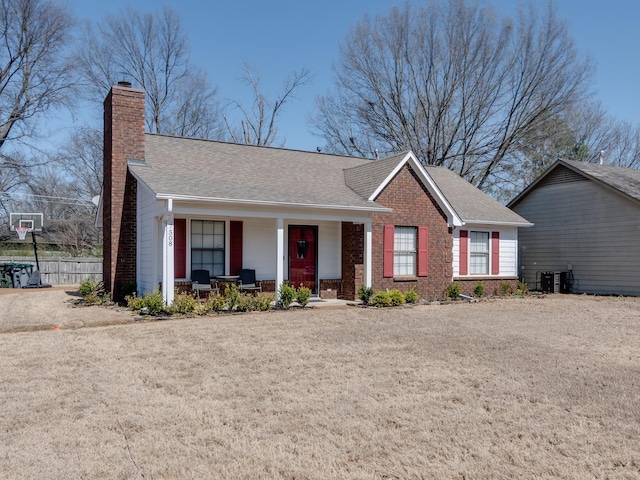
494,101,640,201
23,163,98,256
0,0,76,217
313,0,593,192
224,62,312,146
55,126,102,203
76,5,224,139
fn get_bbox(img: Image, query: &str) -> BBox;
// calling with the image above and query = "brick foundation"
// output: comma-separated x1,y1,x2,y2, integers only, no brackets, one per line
454,277,519,297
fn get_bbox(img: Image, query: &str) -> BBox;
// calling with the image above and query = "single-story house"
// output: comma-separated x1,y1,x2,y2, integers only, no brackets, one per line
102,83,531,303
509,159,640,296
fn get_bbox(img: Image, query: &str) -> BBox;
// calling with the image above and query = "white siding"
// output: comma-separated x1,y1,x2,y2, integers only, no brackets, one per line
452,225,519,277
227,219,342,281
136,182,161,295
242,218,277,280
512,178,640,295
316,221,341,279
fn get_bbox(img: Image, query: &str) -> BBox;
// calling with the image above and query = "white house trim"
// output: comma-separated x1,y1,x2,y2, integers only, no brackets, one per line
368,152,463,227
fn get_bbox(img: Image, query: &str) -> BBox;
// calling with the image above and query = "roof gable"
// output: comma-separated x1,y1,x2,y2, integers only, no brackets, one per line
509,159,640,208
345,151,463,226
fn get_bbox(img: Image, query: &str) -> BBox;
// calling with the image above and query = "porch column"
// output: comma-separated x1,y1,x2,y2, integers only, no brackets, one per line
162,201,175,305
364,220,372,288
276,218,284,300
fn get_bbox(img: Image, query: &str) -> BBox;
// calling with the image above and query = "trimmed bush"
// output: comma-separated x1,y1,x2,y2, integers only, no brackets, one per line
170,291,199,315
404,286,419,304
499,281,512,296
296,284,312,307
474,281,485,297
370,291,392,307
251,293,274,311
516,281,529,296
79,279,108,304
224,283,240,311
388,288,405,306
445,282,461,300
278,283,296,309
204,294,226,313
235,293,252,312
126,291,166,316
357,285,374,305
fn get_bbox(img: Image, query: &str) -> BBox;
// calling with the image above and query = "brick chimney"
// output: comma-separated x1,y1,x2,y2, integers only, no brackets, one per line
103,83,145,301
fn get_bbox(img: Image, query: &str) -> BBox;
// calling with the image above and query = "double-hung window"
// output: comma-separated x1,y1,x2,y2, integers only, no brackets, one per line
191,220,225,277
394,227,417,276
469,231,489,275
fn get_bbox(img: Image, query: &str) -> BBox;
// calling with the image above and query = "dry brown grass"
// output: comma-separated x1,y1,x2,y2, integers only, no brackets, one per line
1,295,639,479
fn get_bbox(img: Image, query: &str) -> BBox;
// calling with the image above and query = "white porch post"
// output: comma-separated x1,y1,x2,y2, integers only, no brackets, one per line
162,200,175,305
364,220,372,288
276,218,284,300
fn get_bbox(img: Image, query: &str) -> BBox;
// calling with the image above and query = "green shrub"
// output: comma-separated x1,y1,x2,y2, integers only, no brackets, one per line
235,293,252,312
445,282,461,300
127,291,167,316
404,286,419,304
79,278,97,297
79,279,108,304
224,283,240,311
278,283,296,309
388,288,405,306
357,285,374,305
170,291,199,315
296,284,312,307
250,293,274,311
370,291,392,307
515,280,529,296
204,294,226,313
473,281,485,297
499,281,512,296
125,293,145,311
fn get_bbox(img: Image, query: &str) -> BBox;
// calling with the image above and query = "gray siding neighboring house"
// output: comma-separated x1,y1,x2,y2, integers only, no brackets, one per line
508,159,640,296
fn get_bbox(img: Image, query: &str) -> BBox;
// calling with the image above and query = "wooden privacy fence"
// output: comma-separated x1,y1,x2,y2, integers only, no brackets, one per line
0,257,102,286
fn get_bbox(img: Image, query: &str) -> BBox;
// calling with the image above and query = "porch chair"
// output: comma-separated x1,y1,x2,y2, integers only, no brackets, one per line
237,268,262,293
191,269,218,300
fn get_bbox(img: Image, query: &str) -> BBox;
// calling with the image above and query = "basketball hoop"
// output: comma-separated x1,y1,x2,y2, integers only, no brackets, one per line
15,226,30,241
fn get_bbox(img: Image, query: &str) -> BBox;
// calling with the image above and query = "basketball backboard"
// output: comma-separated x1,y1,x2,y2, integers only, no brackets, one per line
9,212,43,232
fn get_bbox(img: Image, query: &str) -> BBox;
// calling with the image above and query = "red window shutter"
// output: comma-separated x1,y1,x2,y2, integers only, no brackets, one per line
174,219,186,279
383,225,394,277
491,231,500,275
418,226,429,276
459,230,468,275
230,221,243,275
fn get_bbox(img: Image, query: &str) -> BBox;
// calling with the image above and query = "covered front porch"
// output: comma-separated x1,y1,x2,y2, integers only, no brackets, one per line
141,199,377,305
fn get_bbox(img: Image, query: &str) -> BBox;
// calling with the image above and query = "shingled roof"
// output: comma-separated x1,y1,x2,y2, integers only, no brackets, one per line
509,159,640,208
425,165,532,226
130,134,388,212
130,135,530,226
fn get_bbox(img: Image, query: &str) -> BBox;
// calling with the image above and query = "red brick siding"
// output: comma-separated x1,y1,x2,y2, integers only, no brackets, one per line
371,165,453,301
455,277,519,297
103,85,145,301
341,222,364,300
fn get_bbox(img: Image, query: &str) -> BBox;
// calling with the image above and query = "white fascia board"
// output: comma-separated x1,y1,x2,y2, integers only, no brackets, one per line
155,193,392,214
461,220,534,228
370,152,463,227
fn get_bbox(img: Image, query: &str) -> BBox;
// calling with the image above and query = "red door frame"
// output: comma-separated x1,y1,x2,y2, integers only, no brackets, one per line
288,225,318,294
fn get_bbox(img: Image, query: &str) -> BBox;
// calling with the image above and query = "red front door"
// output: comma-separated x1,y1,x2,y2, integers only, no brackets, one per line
289,226,317,293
